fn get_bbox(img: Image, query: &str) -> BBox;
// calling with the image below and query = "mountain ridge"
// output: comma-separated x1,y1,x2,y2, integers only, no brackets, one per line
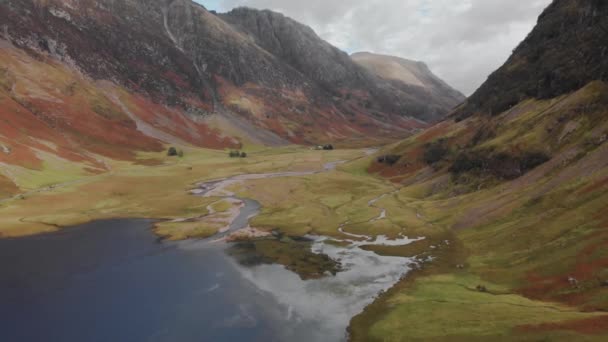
0,0,464,156
352,51,465,119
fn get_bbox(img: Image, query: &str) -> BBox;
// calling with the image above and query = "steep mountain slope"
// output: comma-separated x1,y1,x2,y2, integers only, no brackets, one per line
352,52,465,121
0,0,453,153
0,0,463,193
354,0,608,340
455,0,608,119
220,8,464,122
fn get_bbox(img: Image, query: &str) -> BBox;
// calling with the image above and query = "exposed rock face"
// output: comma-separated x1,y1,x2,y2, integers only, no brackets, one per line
0,0,462,149
220,8,371,91
221,8,464,122
352,52,466,121
455,0,608,119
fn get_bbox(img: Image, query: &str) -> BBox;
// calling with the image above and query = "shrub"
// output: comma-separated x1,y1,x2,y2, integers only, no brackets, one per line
449,153,484,174
167,147,178,156
229,150,248,158
377,155,401,166
177,150,184,158
520,152,550,171
323,144,334,150
423,139,449,165
449,150,551,179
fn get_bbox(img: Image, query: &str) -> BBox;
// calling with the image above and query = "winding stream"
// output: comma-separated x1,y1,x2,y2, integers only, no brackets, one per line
0,157,421,342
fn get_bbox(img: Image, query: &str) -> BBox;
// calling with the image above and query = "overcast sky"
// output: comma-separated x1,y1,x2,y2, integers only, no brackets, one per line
198,0,553,95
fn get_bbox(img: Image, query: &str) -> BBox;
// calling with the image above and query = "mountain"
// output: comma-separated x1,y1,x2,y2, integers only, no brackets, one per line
355,0,608,339
352,52,465,121
455,0,608,119
0,0,464,177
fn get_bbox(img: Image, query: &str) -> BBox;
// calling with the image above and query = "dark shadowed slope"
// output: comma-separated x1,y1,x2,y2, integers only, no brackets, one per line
455,0,608,119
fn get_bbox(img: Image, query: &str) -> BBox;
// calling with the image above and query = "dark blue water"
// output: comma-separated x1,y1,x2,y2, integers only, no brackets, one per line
0,220,285,342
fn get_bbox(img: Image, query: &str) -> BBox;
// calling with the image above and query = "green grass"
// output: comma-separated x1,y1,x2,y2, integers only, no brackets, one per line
364,274,604,341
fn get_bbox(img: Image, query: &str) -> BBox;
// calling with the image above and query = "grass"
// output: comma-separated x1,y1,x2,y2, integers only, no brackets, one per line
154,220,220,241
0,146,368,239
363,274,605,341
2,82,608,341
233,170,396,238
210,199,235,213
349,83,608,341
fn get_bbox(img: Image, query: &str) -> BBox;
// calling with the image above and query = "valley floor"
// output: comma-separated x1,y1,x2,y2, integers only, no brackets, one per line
1,145,607,341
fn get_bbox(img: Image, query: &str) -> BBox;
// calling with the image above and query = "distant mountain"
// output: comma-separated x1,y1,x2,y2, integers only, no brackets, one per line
352,52,465,121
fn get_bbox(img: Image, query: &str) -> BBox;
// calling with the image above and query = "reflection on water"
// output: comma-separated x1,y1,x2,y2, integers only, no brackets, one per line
0,219,416,342
233,236,416,342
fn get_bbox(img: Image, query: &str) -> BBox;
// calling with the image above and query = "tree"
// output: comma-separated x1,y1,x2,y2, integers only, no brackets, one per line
229,150,247,158
167,147,178,156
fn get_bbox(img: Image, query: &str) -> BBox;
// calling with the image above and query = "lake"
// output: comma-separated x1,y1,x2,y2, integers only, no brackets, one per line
0,219,416,341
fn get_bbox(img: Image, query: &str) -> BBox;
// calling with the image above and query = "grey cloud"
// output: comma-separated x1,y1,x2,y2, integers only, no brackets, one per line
216,0,553,95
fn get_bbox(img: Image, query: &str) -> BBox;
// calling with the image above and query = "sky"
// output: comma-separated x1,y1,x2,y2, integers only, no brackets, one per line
197,0,553,95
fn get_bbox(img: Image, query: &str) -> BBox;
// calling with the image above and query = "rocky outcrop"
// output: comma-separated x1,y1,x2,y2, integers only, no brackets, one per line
221,8,370,91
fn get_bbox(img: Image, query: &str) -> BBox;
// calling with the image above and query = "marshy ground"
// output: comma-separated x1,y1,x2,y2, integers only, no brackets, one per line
1,144,607,341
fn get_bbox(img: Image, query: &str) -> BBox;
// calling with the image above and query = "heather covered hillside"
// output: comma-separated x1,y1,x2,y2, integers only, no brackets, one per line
356,1,608,339
0,0,461,157
0,0,463,195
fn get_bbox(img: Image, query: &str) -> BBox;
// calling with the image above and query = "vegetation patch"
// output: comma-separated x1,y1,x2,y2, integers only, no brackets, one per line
376,154,401,166
227,237,342,280
229,150,248,158
449,150,551,180
154,220,220,241
423,138,450,165
362,274,602,341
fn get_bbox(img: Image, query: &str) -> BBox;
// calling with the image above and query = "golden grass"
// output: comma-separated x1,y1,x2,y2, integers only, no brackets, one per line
0,146,368,239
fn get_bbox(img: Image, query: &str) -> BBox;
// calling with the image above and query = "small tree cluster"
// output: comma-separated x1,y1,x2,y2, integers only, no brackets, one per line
167,147,183,157
229,150,248,158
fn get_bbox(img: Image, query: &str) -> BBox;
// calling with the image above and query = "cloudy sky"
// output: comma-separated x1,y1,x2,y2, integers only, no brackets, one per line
198,0,553,95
